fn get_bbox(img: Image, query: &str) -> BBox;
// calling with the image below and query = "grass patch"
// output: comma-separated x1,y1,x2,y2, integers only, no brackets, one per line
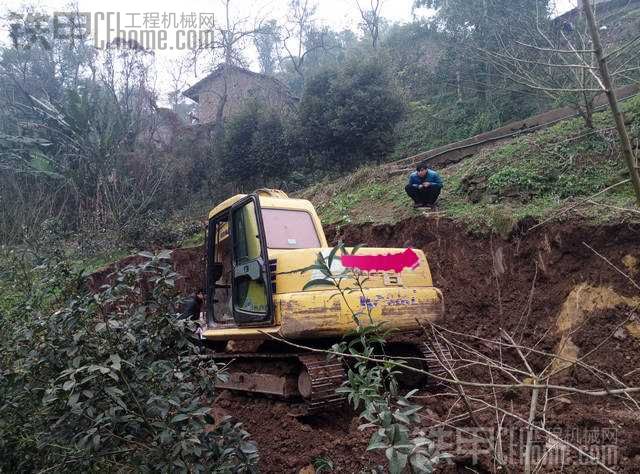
74,248,133,273
180,231,205,248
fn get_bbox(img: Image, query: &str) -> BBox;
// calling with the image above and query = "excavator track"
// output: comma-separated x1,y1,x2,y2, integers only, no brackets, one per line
297,354,347,413
207,340,452,414
208,351,347,414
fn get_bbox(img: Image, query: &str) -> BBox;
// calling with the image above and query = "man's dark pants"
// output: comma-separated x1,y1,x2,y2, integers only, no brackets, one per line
405,185,441,206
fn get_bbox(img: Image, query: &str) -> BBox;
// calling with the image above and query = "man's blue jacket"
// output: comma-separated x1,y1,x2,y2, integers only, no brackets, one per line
408,169,443,189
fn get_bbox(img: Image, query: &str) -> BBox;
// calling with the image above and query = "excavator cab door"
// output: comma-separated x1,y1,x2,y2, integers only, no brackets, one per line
205,214,232,326
228,195,274,325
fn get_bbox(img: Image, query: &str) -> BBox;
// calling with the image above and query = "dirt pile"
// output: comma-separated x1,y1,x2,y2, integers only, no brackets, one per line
550,284,640,375
572,305,640,387
215,391,384,472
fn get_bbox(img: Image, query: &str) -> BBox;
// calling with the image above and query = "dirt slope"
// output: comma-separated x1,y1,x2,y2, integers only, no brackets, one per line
91,218,640,472
218,218,640,473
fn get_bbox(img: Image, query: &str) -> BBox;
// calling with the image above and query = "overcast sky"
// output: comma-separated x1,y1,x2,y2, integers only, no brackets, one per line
2,0,578,102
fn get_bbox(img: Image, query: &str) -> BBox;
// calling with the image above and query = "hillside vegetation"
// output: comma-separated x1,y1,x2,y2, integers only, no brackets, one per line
2,0,640,254
300,95,640,235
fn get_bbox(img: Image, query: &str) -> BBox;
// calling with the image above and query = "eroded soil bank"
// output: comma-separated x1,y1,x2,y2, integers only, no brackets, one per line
228,218,639,473
327,219,639,343
93,217,640,473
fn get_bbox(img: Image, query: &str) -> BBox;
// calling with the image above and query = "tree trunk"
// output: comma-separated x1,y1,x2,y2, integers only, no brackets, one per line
578,98,595,129
582,0,640,205
214,68,229,139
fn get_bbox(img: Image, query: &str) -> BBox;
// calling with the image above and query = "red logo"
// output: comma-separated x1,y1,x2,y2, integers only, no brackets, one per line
341,248,420,273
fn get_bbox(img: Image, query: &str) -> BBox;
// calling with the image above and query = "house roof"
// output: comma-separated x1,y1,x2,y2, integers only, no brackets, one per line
182,63,296,102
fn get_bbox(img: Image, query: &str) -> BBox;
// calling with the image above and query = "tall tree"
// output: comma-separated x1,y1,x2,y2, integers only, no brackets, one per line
195,0,262,68
582,0,640,204
279,0,326,84
166,56,189,112
415,0,552,107
221,100,288,189
480,0,640,129
0,10,170,241
191,0,268,133
297,54,404,170
254,20,279,75
355,0,383,48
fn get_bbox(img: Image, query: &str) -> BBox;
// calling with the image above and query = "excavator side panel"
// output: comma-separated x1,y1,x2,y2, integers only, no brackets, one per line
276,286,444,339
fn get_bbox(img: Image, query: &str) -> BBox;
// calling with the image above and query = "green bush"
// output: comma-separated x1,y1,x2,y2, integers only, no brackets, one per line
0,247,84,320
487,166,548,194
221,100,289,190
297,54,405,170
302,246,449,474
0,253,257,473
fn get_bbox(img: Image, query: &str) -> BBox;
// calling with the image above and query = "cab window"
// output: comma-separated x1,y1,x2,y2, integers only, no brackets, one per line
261,208,321,249
232,201,267,314
233,201,262,262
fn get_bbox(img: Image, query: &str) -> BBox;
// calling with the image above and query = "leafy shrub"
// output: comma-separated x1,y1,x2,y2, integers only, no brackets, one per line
118,210,184,247
454,110,629,206
0,247,84,321
487,166,548,194
0,253,257,473
221,100,289,190
555,165,616,198
297,54,405,170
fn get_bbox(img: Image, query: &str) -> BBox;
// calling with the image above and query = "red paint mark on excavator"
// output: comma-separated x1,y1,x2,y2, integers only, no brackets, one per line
341,248,420,273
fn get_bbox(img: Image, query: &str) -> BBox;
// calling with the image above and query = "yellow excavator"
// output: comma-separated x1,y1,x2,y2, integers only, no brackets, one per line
201,189,447,413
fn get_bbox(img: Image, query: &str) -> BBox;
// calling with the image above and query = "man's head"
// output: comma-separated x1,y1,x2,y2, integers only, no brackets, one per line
416,163,428,178
195,289,204,301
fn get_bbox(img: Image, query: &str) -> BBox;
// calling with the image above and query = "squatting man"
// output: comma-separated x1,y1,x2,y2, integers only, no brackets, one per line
405,163,443,209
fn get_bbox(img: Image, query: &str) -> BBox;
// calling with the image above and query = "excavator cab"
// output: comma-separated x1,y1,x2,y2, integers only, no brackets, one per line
205,189,326,332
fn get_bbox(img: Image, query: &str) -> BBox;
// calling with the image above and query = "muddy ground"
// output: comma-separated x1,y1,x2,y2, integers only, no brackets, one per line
323,218,640,473
94,218,640,472
254,218,638,473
